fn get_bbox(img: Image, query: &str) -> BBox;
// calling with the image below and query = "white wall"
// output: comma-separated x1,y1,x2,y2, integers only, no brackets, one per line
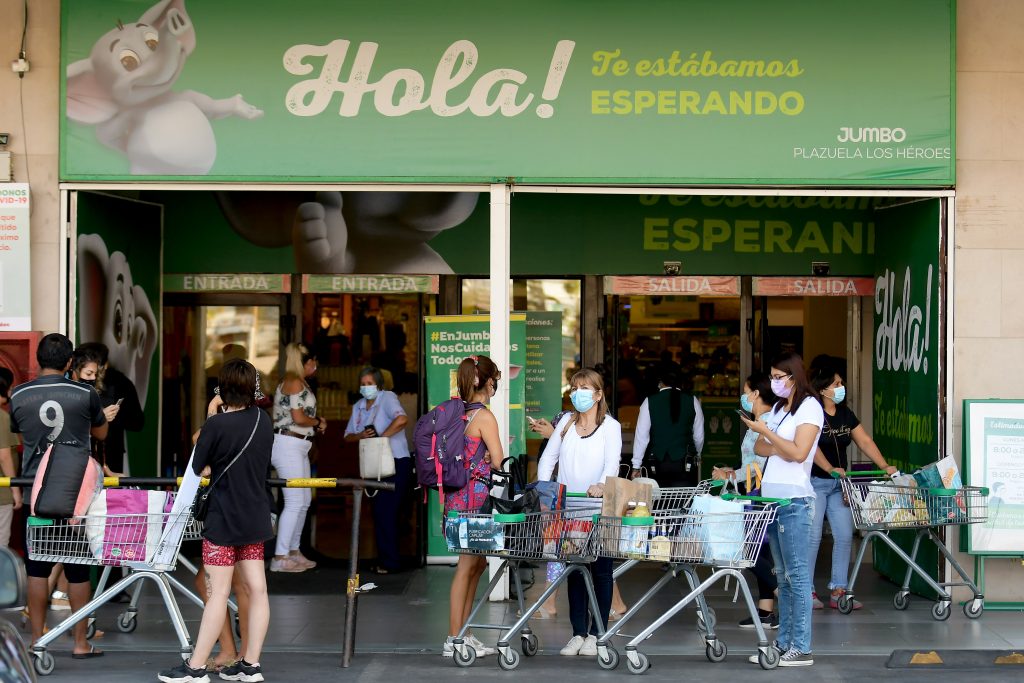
0,0,61,333
952,0,1024,602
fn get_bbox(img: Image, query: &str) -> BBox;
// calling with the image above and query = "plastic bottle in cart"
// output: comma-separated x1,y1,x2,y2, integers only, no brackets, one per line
618,502,637,556
622,502,654,559
648,522,671,562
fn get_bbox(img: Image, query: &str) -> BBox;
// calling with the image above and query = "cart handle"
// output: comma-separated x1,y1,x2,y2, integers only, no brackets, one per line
831,469,892,478
721,493,791,506
567,492,592,498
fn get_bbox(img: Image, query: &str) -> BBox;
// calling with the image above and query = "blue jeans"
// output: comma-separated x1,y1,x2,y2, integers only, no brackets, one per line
808,477,855,593
567,557,612,637
767,496,815,654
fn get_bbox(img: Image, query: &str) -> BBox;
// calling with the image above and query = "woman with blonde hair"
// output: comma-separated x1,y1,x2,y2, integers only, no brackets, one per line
269,342,326,573
537,368,622,656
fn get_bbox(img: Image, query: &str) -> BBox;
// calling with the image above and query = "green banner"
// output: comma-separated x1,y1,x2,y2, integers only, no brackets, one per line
159,191,882,276
76,192,163,477
870,198,941,596
524,311,563,437
423,314,527,556
61,0,953,185
163,273,290,293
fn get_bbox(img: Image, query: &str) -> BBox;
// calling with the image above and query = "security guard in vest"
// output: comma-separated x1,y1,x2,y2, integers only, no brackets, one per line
630,369,705,486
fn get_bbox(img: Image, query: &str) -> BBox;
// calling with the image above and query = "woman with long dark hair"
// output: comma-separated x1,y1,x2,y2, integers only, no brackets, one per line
739,352,823,668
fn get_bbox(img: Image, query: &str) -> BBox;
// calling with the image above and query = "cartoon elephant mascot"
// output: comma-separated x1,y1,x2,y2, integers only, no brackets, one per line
66,0,263,175
78,234,159,406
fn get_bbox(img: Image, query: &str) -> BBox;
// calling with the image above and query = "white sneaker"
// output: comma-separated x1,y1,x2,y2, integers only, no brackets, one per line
748,643,784,664
579,634,598,656
442,636,455,658
779,649,814,667
466,634,495,657
560,635,586,656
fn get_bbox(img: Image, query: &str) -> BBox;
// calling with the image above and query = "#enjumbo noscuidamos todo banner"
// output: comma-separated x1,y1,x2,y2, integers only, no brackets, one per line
61,0,953,185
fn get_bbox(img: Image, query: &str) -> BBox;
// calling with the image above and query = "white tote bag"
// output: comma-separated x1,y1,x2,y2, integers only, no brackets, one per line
359,436,396,480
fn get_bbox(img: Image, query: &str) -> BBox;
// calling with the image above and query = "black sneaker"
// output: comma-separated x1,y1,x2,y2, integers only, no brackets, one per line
158,662,210,683
219,659,264,682
738,612,779,630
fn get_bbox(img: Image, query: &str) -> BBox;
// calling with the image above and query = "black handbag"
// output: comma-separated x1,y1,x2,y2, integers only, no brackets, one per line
192,411,261,522
481,458,540,516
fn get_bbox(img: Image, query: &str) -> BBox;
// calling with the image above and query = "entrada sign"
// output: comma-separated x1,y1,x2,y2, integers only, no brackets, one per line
303,274,438,294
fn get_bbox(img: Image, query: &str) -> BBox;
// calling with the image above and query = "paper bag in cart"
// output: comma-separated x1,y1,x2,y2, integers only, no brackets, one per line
601,476,654,548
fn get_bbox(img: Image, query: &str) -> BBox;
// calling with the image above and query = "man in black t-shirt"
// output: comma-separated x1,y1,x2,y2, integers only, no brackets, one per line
10,334,107,656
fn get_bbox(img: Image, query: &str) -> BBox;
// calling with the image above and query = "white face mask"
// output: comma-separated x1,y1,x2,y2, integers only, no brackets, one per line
359,385,378,401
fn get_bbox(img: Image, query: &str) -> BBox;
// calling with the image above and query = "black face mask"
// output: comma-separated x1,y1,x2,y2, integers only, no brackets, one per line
80,378,96,387
492,379,499,393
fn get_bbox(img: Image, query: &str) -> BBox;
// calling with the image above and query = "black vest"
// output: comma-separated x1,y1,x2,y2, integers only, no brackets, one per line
646,389,697,462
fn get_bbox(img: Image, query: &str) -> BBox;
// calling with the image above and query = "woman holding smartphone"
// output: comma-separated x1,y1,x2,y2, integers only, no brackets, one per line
739,353,823,668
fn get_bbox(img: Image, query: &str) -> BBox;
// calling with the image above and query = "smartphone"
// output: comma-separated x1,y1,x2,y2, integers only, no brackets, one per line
116,398,124,406
526,416,537,426
735,408,749,419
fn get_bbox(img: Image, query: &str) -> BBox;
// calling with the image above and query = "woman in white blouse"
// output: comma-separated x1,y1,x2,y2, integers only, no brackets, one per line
538,368,622,657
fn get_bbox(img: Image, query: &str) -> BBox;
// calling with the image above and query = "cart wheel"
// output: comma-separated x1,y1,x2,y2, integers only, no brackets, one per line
758,647,780,670
963,598,984,619
33,651,55,677
837,595,854,615
705,640,727,663
233,614,242,639
497,647,520,671
627,651,650,675
117,612,138,633
453,643,476,667
893,592,910,611
521,634,539,657
931,601,951,621
598,645,619,670
85,619,97,640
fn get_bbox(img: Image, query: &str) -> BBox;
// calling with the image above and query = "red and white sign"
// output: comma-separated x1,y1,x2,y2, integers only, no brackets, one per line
603,276,740,297
752,277,875,297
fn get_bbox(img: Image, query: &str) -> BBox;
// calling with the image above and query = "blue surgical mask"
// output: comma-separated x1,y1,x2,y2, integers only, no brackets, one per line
570,389,596,413
360,385,379,401
830,386,846,404
740,393,754,413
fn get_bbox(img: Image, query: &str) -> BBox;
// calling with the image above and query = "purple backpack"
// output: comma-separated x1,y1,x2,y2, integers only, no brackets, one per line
414,399,485,491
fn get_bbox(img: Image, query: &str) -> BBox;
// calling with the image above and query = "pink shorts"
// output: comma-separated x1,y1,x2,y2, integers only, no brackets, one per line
202,539,264,567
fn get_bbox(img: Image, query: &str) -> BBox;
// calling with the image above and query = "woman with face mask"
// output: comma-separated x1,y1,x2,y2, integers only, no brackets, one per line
344,366,410,575
537,368,622,657
739,352,823,668
270,342,326,573
714,371,780,631
807,362,897,611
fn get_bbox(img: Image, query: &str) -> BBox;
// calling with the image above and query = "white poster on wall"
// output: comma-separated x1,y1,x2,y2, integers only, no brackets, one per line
964,400,1024,555
0,184,31,330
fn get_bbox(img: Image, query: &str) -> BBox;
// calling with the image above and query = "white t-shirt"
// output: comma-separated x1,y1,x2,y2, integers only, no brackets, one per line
761,397,824,500
538,414,622,495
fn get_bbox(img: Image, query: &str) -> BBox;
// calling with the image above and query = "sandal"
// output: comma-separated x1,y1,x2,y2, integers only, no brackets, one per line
609,608,628,622
71,645,104,659
528,606,556,620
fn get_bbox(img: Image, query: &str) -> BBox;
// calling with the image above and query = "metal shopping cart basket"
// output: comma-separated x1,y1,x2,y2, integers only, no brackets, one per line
591,494,786,673
446,495,603,671
90,516,241,638
838,471,989,620
25,495,195,676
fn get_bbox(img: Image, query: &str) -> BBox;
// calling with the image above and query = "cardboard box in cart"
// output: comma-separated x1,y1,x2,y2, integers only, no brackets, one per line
913,456,967,525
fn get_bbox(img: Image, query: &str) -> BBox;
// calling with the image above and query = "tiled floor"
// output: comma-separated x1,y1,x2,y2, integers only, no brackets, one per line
23,556,1024,658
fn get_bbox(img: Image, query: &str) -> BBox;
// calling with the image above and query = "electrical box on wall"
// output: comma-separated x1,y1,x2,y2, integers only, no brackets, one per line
0,152,10,182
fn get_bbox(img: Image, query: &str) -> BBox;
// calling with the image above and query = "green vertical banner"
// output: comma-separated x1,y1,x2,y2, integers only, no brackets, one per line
871,199,941,596
423,314,527,557
523,311,563,435
75,192,163,476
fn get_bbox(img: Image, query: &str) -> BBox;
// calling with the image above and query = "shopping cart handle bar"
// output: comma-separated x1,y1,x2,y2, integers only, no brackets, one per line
721,493,791,506
566,492,592,497
831,469,891,478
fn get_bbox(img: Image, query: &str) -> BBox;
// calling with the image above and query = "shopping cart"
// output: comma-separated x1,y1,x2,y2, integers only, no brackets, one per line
92,516,241,636
592,494,786,673
25,495,195,677
446,495,602,671
837,471,989,620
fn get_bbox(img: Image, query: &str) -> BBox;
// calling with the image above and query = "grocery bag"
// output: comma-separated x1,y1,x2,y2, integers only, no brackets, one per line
85,489,174,565
687,493,746,563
